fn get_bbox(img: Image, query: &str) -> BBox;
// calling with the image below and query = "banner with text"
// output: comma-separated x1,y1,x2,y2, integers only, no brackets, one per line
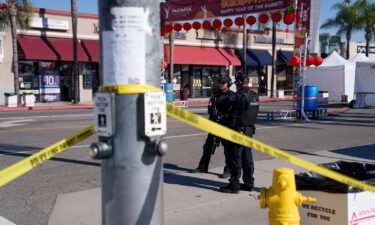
294,0,311,56
161,0,293,22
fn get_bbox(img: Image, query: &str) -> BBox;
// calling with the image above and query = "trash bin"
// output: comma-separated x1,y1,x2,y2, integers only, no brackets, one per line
295,161,375,225
23,94,35,107
164,83,173,102
4,93,17,107
304,85,319,110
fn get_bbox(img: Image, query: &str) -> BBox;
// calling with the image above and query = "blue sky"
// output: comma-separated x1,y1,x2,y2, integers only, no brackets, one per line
27,0,370,43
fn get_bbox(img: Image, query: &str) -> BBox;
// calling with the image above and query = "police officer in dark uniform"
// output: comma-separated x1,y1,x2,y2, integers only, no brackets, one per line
219,72,259,194
191,76,234,178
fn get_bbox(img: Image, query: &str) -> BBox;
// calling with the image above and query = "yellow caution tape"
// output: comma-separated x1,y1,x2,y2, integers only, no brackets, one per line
1,84,374,193
166,103,375,192
100,84,375,192
0,125,94,187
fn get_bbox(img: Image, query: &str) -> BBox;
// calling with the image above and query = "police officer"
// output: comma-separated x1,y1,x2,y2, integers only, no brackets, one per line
191,76,233,178
219,72,259,194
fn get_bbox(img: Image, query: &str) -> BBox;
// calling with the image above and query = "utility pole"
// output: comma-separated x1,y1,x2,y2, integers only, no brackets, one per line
242,14,247,75
71,0,79,103
94,1,167,225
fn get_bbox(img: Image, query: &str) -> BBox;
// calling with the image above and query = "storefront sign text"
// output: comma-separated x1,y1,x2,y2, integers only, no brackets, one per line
29,18,69,30
161,0,292,22
255,36,293,45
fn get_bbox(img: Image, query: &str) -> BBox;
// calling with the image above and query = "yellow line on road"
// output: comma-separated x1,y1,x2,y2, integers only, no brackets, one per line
0,125,90,133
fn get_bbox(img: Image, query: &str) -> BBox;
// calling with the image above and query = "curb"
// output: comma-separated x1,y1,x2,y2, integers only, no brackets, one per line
0,105,93,112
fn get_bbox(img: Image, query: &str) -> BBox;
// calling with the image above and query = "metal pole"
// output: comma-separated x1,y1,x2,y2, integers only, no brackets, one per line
98,0,164,224
242,14,247,74
300,32,310,122
271,21,276,98
169,26,175,84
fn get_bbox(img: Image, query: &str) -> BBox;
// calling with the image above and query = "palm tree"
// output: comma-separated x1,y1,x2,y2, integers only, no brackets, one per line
0,0,32,106
71,0,79,103
321,0,362,59
358,0,375,57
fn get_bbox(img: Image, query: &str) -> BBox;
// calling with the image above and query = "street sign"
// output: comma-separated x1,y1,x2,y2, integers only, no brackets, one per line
94,93,115,137
144,92,167,137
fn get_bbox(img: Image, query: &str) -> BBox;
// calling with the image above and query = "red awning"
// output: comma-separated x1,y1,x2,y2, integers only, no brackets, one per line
164,45,241,66
47,37,89,62
81,40,99,62
217,48,242,66
17,36,58,61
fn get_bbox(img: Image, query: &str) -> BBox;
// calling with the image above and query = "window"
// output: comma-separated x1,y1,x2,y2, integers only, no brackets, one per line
83,74,92,89
81,63,96,89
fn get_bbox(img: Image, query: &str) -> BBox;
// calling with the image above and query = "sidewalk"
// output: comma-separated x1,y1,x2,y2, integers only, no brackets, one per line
47,148,374,225
0,95,343,111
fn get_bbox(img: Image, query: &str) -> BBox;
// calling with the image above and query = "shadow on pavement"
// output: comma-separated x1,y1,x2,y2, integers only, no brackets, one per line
164,171,228,191
331,144,375,161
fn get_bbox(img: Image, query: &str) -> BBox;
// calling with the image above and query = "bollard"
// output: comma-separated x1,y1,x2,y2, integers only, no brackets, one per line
258,168,316,225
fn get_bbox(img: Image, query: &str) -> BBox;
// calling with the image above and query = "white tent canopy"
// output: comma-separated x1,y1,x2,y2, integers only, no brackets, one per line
354,62,375,107
305,51,356,102
349,53,375,64
321,51,348,66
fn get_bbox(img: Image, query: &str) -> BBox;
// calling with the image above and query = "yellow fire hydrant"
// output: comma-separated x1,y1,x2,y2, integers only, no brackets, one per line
258,168,316,225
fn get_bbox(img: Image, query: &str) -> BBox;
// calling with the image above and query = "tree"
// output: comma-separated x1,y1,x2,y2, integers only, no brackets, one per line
358,0,375,57
71,0,79,103
321,0,363,59
0,0,32,106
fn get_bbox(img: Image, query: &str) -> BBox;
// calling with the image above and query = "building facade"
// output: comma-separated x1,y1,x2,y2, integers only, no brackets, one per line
319,33,375,60
0,6,295,105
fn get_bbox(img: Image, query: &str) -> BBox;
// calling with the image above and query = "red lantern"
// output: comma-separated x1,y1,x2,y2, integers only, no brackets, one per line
313,56,323,69
271,12,282,23
183,22,192,31
223,18,233,28
289,56,301,71
192,21,201,30
174,23,182,32
259,14,269,25
246,16,256,26
212,19,222,30
202,20,211,30
283,12,295,25
234,17,244,27
163,61,168,69
306,55,314,68
164,24,173,34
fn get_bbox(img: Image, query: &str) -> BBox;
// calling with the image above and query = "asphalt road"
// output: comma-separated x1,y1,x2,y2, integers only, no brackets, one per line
0,102,374,225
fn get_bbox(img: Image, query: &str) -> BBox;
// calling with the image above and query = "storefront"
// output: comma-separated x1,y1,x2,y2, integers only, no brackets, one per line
276,50,294,91
0,5,297,105
235,49,273,94
163,45,240,98
17,36,99,102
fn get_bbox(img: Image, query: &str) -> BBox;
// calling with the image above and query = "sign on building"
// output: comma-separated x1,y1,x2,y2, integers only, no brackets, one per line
357,46,375,54
29,18,69,30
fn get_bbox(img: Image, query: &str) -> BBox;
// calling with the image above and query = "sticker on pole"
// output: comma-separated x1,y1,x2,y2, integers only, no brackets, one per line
94,93,115,137
144,92,166,137
102,7,150,85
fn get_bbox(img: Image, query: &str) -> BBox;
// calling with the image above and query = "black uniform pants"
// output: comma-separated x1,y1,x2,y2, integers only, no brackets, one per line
198,133,230,174
227,126,255,190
